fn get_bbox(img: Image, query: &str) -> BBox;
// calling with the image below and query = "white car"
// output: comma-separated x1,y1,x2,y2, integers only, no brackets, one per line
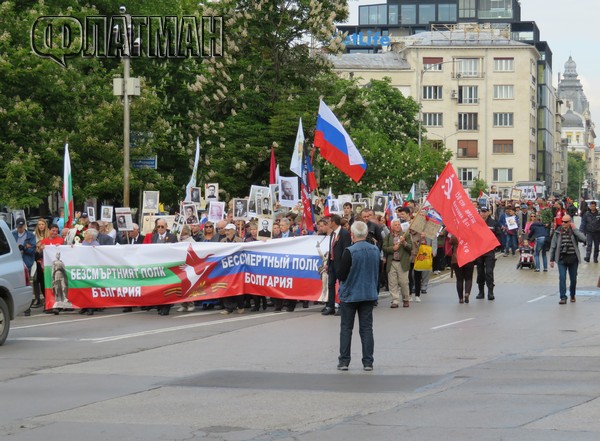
0,219,34,345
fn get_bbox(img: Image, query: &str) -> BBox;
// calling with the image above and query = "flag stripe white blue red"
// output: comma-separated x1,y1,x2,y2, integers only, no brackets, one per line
427,162,500,266
184,137,200,202
324,189,332,217
313,100,366,183
301,144,316,233
63,143,74,228
290,118,304,177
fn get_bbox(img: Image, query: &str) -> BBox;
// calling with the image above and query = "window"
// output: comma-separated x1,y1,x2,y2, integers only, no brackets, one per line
458,86,478,104
458,167,478,185
459,0,476,18
0,229,9,256
493,168,513,182
423,113,443,126
401,4,417,24
422,86,442,100
493,140,513,154
423,57,443,71
419,4,435,24
458,113,478,130
493,112,513,127
359,5,388,25
438,4,457,22
457,58,480,77
457,140,478,158
494,57,514,71
479,0,514,19
388,5,398,25
494,85,514,99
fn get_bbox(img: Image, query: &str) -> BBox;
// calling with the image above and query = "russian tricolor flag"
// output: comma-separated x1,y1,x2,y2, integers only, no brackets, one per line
314,100,366,183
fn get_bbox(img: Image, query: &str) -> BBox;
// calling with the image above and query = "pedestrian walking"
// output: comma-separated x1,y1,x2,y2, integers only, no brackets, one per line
549,215,587,304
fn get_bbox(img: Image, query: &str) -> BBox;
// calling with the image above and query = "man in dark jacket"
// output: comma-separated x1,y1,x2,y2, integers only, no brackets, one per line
580,201,600,263
476,207,502,300
322,214,351,316
336,221,380,371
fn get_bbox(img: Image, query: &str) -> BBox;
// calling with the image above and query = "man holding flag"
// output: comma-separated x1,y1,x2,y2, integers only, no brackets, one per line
427,162,501,300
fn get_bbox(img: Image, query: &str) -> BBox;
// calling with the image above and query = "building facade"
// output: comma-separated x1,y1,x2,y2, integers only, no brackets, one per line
557,56,597,199
334,0,561,197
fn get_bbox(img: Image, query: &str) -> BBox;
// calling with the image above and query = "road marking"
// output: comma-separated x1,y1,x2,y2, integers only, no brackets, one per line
431,318,474,330
11,337,66,341
528,295,547,303
12,312,137,330
81,312,286,343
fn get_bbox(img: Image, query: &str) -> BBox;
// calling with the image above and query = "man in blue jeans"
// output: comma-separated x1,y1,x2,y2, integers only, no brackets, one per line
549,214,586,304
336,221,380,371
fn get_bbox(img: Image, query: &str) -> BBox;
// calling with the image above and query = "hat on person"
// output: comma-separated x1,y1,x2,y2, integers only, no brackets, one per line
16,217,26,227
480,207,489,212
80,212,88,218
224,223,236,230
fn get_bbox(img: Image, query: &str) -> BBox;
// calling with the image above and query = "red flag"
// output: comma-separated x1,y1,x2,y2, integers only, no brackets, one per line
427,163,499,266
269,146,277,185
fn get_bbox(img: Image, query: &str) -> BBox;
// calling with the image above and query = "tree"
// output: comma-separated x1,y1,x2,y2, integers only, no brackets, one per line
567,151,586,201
470,177,488,199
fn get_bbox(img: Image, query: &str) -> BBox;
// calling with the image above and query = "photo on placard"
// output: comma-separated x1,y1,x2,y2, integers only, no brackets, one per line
142,191,159,213
207,201,225,223
115,207,134,231
12,209,25,225
258,193,272,216
352,202,366,217
100,206,113,222
233,198,249,220
248,185,269,215
338,194,352,207
183,203,199,224
0,212,10,226
329,198,341,214
373,195,388,215
205,183,219,201
359,198,371,209
190,187,201,203
269,183,280,208
86,206,96,222
353,192,362,202
278,176,298,207
257,217,273,239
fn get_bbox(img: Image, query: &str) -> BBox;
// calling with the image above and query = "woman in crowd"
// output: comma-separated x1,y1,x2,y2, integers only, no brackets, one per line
450,234,475,304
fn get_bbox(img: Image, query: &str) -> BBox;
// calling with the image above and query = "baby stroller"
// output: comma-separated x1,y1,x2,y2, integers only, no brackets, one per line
516,244,535,270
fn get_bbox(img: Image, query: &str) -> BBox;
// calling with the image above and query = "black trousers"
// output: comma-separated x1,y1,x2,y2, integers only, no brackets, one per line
339,300,376,367
476,252,496,294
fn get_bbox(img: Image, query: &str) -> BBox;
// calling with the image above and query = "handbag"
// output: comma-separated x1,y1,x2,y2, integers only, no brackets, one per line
414,244,433,271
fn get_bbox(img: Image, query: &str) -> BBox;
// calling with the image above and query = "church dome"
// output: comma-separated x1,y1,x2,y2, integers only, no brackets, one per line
562,109,583,128
564,56,578,77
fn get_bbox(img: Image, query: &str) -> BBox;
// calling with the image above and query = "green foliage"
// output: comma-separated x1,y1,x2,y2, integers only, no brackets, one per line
0,0,451,215
470,177,488,199
567,151,586,200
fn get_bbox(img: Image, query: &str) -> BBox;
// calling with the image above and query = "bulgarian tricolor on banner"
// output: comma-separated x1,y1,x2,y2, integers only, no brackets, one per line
43,237,324,310
63,143,74,228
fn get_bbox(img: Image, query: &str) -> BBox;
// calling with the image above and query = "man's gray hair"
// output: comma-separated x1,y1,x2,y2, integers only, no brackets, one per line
351,220,368,239
86,228,99,240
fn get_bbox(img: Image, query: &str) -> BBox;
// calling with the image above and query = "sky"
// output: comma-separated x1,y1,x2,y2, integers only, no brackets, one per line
345,0,599,133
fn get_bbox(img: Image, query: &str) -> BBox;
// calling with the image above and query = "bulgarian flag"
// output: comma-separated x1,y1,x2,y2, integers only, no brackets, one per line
406,183,416,202
63,143,74,228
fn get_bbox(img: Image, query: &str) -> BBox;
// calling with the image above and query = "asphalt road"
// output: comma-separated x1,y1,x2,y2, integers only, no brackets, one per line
1,250,600,441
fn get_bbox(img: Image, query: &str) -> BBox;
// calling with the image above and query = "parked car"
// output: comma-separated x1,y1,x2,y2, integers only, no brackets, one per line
0,219,33,345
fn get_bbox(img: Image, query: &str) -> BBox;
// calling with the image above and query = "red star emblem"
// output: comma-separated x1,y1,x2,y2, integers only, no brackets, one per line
169,245,218,297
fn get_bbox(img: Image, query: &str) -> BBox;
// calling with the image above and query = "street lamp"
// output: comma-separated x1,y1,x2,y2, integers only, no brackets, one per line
112,7,141,207
417,60,457,150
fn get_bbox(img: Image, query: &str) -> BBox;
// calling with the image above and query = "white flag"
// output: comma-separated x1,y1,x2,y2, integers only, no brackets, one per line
184,137,200,202
289,118,304,177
